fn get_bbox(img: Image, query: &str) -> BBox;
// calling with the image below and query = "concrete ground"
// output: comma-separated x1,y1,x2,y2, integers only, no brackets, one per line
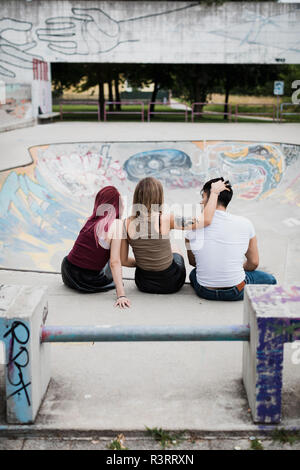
0,122,300,442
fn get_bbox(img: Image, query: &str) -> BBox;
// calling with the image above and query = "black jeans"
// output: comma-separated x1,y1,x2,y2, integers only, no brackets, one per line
61,257,115,293
135,253,186,294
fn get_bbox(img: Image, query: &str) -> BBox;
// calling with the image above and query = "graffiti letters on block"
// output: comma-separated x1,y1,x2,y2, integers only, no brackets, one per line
3,320,31,407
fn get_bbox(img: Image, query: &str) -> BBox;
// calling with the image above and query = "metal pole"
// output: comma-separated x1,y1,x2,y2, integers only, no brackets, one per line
41,324,250,343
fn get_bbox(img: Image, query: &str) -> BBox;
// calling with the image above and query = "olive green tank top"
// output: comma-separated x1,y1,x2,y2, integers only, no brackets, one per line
125,214,173,271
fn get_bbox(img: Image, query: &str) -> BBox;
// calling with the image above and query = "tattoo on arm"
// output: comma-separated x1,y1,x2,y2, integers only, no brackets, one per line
174,216,195,229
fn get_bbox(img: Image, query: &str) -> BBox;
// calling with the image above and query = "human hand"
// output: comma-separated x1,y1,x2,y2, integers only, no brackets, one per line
114,295,131,309
0,19,38,78
210,180,231,194
36,7,120,55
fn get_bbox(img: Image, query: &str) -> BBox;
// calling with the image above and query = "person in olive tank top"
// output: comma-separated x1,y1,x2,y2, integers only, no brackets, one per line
121,177,229,294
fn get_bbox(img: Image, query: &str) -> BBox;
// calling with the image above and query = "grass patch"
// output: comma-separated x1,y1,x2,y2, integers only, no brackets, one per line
145,426,185,449
249,437,264,450
107,433,128,450
271,428,300,445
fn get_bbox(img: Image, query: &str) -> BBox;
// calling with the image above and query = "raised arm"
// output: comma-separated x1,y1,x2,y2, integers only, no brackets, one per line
202,180,229,226
170,180,230,231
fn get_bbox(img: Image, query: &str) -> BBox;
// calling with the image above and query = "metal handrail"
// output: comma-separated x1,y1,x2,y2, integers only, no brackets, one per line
59,100,101,121
147,101,188,122
280,102,300,122
104,101,144,121
234,103,276,122
191,102,232,122
41,324,250,343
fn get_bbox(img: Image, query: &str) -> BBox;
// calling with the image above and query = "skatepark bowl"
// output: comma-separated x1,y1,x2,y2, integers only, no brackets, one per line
0,138,300,431
0,139,299,274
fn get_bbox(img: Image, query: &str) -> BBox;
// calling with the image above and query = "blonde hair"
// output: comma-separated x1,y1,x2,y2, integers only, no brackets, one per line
132,177,164,217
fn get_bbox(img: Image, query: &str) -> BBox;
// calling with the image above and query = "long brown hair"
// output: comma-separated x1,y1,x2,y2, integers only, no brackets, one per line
132,177,164,217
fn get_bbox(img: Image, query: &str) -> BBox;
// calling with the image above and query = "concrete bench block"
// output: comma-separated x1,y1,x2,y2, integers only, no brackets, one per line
243,284,300,424
38,112,59,123
0,285,50,424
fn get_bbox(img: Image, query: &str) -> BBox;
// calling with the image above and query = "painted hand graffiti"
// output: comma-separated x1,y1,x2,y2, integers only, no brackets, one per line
0,3,201,77
2,2,299,80
35,8,129,56
0,18,40,78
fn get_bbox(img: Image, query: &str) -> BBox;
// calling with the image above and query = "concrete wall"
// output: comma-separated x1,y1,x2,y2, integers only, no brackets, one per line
0,1,300,84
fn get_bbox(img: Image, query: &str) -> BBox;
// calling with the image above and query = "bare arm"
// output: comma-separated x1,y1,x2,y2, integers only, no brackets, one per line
120,237,136,268
108,220,131,308
244,236,259,272
185,238,196,267
170,180,230,230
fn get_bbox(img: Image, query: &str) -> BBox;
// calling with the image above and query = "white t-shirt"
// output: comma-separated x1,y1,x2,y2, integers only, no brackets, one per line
186,210,256,288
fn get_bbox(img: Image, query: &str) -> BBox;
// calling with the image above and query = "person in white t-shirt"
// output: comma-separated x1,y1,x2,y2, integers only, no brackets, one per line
185,177,276,301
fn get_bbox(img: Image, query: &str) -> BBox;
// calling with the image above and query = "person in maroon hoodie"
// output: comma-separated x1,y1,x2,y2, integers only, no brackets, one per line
61,186,134,308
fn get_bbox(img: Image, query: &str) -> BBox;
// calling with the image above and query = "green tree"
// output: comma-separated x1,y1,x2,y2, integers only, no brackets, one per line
51,62,85,98
51,63,125,119
171,64,220,112
124,64,174,112
216,64,284,119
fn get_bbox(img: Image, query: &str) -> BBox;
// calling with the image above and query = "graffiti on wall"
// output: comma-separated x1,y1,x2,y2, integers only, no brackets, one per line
1,2,300,79
0,3,200,78
0,83,32,125
123,141,287,198
0,142,128,271
0,140,299,271
201,142,285,200
210,7,300,63
3,320,31,407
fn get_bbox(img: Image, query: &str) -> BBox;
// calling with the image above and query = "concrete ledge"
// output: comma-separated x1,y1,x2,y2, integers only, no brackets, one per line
0,273,299,431
0,117,36,134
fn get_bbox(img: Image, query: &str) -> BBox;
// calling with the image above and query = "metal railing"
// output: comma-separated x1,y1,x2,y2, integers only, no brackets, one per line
41,324,250,343
59,100,101,121
147,101,189,122
104,101,145,121
191,102,232,122
56,100,297,123
280,102,300,122
234,103,276,122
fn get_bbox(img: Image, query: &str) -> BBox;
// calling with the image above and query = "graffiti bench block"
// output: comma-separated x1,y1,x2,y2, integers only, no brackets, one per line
0,285,50,424
1,283,299,425
243,285,300,424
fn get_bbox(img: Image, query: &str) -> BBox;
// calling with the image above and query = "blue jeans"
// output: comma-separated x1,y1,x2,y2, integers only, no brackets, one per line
189,268,277,301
